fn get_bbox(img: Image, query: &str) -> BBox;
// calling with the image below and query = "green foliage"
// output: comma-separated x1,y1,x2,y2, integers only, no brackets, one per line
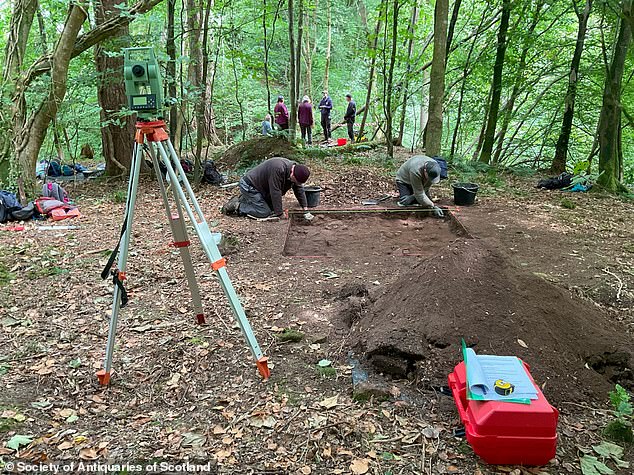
604,384,634,444
110,190,127,203
560,198,576,209
315,365,337,377
276,328,305,343
0,262,15,286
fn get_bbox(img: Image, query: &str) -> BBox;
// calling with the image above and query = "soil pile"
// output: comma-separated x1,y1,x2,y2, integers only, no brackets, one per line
350,239,633,403
218,136,298,170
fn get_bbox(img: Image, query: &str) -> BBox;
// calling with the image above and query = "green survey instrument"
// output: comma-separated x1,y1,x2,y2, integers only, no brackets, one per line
123,47,164,119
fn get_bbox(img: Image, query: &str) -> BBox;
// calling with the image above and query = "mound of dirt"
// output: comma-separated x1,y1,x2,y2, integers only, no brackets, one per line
349,239,633,403
218,136,298,170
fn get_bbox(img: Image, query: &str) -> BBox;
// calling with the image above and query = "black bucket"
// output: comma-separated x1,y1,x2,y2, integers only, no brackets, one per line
452,182,479,206
304,186,322,208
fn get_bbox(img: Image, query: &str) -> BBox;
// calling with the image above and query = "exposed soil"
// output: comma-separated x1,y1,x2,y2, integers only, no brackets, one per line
217,136,299,170
1,148,634,474
283,212,466,258
349,238,634,405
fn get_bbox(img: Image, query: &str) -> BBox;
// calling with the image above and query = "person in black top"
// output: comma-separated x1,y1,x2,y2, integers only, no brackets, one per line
343,93,356,142
222,157,313,220
318,90,333,141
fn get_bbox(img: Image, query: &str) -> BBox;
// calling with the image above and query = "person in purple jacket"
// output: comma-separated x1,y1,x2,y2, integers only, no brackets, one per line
273,95,289,130
298,95,314,145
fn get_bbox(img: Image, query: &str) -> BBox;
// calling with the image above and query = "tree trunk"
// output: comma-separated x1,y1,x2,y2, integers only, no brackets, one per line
263,0,284,113
385,0,400,158
450,6,484,158
194,0,213,182
357,7,383,142
302,1,317,100
95,0,135,177
288,0,297,138
15,3,88,201
0,0,38,184
445,0,462,64
2,0,38,82
296,0,303,101
551,0,593,173
597,0,631,192
425,0,449,156
492,0,544,164
167,0,178,142
479,0,511,164
323,0,332,91
187,0,202,142
395,2,420,146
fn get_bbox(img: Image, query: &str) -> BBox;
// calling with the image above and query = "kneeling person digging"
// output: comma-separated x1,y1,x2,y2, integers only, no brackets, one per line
223,157,314,221
395,155,444,217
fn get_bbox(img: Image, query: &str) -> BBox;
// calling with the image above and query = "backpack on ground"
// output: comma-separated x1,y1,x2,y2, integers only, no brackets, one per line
42,182,70,203
201,160,223,185
536,172,573,190
0,190,22,224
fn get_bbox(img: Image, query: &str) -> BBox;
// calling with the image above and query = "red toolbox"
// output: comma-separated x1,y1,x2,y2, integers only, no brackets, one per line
448,361,559,466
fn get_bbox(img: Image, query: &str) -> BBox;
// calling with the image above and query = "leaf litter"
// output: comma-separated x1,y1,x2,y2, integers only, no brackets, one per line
0,157,633,473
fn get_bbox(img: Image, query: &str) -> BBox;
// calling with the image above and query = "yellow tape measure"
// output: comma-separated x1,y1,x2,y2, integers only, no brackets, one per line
494,379,515,396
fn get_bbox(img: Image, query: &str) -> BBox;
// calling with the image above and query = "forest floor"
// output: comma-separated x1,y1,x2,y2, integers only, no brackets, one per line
1,146,634,475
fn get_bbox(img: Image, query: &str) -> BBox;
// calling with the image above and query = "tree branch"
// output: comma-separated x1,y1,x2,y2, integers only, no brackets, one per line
22,0,164,87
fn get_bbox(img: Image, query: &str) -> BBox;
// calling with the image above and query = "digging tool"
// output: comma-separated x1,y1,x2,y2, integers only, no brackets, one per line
247,214,281,222
97,47,270,386
361,195,392,206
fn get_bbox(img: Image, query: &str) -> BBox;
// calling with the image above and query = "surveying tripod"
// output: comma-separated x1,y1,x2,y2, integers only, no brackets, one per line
96,120,270,385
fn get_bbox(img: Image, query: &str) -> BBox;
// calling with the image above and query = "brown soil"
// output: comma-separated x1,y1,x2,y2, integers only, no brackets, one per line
349,238,634,404
217,136,299,170
284,212,466,258
2,148,634,474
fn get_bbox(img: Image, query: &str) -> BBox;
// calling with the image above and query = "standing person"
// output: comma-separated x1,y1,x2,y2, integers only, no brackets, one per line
395,155,444,217
298,95,314,145
343,93,356,142
318,90,333,141
262,114,273,136
274,95,289,130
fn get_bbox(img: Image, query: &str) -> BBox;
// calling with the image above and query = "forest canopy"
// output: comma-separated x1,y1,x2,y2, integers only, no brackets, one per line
0,0,633,198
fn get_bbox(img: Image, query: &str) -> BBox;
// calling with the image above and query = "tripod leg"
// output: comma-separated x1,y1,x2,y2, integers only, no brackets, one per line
147,143,206,324
154,139,270,379
97,141,145,385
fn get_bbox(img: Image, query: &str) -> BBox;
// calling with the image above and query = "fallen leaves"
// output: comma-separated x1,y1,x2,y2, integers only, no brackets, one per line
249,414,277,429
319,395,339,409
180,432,206,448
349,458,370,474
6,435,32,450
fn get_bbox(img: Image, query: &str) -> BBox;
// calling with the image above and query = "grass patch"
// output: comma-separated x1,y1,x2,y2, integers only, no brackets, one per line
0,262,15,286
110,190,127,203
28,266,69,280
560,197,576,209
315,366,337,378
276,328,305,343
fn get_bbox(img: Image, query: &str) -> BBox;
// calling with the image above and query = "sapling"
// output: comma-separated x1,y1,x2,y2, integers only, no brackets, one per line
604,384,634,443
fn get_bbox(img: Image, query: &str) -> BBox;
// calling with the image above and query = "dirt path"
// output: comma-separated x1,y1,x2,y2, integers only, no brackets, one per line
1,156,633,474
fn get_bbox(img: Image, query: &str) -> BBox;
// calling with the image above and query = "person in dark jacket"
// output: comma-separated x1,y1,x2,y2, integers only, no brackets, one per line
343,93,356,142
318,90,333,141
274,95,289,130
298,95,314,145
223,157,313,220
